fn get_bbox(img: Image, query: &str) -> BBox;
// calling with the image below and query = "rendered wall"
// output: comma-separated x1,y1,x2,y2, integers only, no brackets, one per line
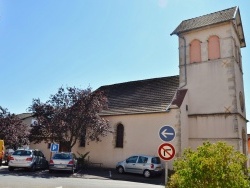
27,110,180,169
177,22,247,154
72,110,180,169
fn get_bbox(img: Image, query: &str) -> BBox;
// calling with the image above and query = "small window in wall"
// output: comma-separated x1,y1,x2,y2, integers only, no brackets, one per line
190,39,201,63
208,35,220,60
239,91,245,112
116,124,124,148
80,129,86,147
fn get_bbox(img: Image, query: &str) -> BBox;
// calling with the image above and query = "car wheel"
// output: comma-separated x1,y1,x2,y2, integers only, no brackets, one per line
8,167,14,171
143,170,151,178
71,167,74,174
30,164,36,172
117,166,124,174
0,159,2,166
43,161,49,170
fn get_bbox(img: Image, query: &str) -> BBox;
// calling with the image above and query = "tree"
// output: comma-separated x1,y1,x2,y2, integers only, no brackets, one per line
29,86,110,151
0,107,30,148
168,142,250,188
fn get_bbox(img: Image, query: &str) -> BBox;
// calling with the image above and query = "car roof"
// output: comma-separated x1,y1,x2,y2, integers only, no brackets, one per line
131,154,159,158
15,149,40,151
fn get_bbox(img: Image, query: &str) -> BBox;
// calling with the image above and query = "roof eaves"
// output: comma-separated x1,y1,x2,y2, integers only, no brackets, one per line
100,110,169,116
171,18,234,36
235,7,246,48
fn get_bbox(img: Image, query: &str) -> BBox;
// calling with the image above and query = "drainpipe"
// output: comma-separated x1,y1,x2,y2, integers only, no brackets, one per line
179,35,187,88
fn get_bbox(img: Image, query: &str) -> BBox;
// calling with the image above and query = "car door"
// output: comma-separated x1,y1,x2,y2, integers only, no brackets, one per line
124,156,138,173
136,156,148,174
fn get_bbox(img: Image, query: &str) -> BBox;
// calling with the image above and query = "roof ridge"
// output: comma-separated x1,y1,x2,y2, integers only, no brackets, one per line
181,6,237,23
171,6,238,36
100,75,179,88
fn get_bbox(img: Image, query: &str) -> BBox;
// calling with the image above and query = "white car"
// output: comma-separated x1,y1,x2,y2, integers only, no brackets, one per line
116,155,163,178
49,152,78,174
8,149,48,171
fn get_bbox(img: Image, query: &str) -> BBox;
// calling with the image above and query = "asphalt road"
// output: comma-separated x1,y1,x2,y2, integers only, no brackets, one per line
0,166,165,188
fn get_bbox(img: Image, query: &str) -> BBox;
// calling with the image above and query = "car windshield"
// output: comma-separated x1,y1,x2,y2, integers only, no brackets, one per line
53,153,71,159
12,150,31,156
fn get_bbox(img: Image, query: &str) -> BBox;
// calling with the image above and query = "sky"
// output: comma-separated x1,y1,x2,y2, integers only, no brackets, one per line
0,0,249,131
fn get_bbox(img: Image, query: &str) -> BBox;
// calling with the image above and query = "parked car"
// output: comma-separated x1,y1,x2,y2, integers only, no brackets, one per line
0,140,5,166
4,148,14,165
49,152,78,174
116,155,163,178
8,149,48,171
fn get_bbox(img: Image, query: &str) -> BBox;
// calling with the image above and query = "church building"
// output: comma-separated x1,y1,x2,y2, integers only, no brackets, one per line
28,6,247,169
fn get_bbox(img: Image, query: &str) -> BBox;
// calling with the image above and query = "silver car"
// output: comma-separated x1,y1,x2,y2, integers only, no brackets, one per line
8,149,48,171
49,152,78,174
116,155,163,178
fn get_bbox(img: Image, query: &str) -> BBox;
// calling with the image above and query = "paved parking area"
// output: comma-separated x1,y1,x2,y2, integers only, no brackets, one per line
76,167,165,185
0,165,165,186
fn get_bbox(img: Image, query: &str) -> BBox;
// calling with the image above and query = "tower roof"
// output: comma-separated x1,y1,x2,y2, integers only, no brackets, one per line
171,6,246,47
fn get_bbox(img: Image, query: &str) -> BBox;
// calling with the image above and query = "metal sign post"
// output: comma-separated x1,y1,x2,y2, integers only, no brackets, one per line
50,143,59,160
165,162,168,185
158,125,176,186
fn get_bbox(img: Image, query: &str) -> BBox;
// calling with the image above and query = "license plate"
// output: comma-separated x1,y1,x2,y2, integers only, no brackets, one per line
57,165,66,168
15,159,24,162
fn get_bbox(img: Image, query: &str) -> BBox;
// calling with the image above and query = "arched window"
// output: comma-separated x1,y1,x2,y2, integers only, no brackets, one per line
190,39,201,63
208,35,220,60
116,124,124,148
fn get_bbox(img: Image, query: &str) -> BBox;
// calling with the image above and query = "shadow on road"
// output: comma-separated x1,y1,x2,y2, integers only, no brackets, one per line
75,167,165,186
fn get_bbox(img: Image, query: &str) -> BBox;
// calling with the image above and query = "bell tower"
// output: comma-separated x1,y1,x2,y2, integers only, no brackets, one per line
171,7,247,154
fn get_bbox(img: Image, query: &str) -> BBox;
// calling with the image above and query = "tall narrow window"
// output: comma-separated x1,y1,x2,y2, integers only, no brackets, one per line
80,129,86,147
208,35,220,60
116,124,124,148
190,39,201,63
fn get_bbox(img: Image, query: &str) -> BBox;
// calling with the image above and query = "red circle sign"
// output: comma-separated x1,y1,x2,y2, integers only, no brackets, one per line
158,143,175,161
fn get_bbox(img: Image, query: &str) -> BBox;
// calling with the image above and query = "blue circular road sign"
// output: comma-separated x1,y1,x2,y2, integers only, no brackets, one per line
159,125,175,142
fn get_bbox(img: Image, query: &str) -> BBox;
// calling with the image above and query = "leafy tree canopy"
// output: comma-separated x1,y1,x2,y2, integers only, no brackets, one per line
0,107,30,148
29,86,110,151
168,142,250,188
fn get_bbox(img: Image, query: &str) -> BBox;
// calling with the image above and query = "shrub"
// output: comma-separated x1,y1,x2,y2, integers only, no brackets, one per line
167,142,250,188
76,151,90,169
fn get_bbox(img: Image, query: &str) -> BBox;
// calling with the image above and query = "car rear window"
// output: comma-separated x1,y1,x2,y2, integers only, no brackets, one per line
151,157,161,164
53,153,71,159
13,150,31,156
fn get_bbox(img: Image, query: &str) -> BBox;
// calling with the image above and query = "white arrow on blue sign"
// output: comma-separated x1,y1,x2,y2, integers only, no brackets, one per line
50,143,59,152
159,125,176,142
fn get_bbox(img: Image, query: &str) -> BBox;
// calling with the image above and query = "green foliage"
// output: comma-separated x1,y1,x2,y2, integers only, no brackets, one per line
76,151,90,169
167,142,250,188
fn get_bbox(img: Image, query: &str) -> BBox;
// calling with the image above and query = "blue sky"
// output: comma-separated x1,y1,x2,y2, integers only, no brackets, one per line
0,0,249,130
